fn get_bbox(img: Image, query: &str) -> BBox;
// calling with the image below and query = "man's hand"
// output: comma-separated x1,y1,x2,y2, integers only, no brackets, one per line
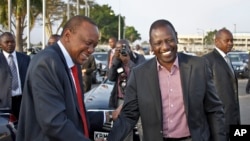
82,69,86,75
112,104,123,120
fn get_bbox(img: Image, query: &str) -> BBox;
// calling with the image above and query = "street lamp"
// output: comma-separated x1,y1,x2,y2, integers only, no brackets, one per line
84,0,90,17
118,14,121,40
27,0,30,49
197,28,205,49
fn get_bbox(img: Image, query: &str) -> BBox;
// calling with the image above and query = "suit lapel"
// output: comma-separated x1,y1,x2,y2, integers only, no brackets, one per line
178,53,191,117
50,44,76,93
147,58,163,122
213,50,235,78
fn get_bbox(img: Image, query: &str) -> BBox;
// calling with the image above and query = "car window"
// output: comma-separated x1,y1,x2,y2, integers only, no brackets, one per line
93,53,108,61
228,52,249,62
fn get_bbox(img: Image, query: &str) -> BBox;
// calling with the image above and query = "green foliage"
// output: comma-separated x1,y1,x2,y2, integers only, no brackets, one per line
89,4,121,43
125,26,141,43
204,30,217,45
0,1,142,49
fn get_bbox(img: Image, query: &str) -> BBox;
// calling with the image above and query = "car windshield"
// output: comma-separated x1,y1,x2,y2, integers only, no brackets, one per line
228,52,249,62
93,53,108,61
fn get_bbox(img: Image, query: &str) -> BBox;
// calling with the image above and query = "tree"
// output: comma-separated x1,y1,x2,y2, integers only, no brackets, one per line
125,26,141,43
204,30,217,45
88,4,122,43
0,0,42,52
35,0,67,38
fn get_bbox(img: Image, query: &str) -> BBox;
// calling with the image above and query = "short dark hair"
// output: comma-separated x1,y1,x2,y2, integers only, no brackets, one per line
149,19,178,40
50,34,60,39
61,15,97,36
109,37,117,41
0,32,15,42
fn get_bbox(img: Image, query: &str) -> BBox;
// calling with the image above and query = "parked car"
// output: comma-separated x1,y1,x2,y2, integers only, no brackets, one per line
84,79,140,140
0,108,17,141
228,51,249,78
92,52,108,83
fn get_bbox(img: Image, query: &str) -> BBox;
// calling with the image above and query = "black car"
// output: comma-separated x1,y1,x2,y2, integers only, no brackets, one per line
228,51,249,78
0,108,17,141
92,52,108,84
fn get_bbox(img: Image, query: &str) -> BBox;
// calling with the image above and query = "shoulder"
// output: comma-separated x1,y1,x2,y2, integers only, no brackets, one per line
16,52,30,59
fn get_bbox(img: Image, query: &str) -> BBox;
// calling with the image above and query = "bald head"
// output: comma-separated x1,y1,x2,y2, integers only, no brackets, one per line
215,28,234,54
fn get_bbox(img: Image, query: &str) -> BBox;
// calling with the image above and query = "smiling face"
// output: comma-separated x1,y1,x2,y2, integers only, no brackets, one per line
62,21,99,65
150,24,178,69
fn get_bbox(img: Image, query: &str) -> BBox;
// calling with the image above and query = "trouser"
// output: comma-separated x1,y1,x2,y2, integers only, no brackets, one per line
12,95,22,120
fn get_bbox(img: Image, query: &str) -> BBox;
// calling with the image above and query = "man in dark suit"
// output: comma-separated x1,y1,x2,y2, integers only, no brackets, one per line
0,32,30,121
203,28,240,140
107,19,226,141
16,15,99,141
81,54,96,92
108,39,146,141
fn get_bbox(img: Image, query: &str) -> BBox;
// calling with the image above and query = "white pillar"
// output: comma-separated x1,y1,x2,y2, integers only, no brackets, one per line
8,0,11,32
42,0,46,49
27,0,30,49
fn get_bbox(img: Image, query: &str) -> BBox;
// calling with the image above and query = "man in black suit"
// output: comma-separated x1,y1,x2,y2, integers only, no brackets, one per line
0,32,30,120
203,28,240,140
16,15,99,141
81,54,96,92
107,19,226,141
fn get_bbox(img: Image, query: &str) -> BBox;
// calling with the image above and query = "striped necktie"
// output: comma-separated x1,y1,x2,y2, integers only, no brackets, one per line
8,54,19,90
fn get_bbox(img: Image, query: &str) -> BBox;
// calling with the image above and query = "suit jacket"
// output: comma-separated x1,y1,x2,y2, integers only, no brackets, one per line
108,52,146,108
203,49,240,134
108,53,226,141
16,44,90,141
81,54,96,92
0,52,30,109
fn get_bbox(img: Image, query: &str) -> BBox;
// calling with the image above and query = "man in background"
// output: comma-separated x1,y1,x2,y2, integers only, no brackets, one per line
107,37,117,70
81,54,96,92
47,34,60,47
203,28,240,140
108,39,145,141
0,32,30,121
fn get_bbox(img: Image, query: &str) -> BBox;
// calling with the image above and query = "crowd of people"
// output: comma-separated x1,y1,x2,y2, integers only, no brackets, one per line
0,15,242,141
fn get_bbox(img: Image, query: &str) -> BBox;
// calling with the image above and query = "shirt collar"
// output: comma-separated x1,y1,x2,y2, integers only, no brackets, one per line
57,40,75,69
156,55,179,71
2,50,17,60
215,47,227,58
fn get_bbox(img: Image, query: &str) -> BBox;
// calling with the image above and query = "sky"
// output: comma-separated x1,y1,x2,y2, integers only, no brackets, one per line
31,0,250,44
94,0,250,43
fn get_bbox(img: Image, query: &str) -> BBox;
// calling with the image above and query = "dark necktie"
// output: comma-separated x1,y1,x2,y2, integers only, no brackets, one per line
71,65,89,137
8,54,19,90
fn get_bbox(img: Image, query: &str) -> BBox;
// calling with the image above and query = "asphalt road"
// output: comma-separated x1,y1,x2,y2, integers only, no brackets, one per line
238,79,250,124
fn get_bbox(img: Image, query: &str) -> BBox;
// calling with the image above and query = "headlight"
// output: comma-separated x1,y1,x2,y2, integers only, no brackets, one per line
102,64,107,70
239,66,245,70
